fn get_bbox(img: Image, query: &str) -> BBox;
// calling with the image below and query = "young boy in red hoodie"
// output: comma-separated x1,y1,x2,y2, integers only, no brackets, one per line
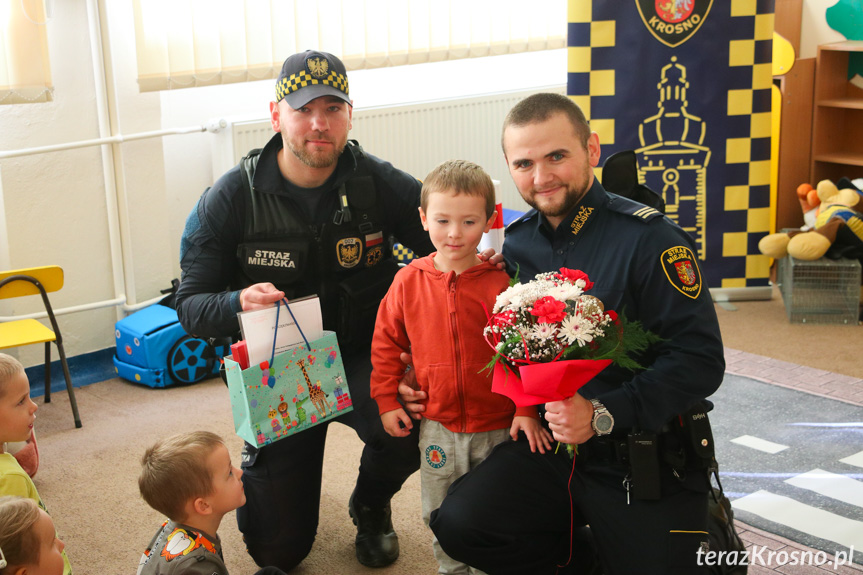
370,160,551,574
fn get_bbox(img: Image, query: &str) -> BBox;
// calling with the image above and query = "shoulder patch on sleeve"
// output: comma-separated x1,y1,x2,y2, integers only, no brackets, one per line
607,196,664,223
660,246,702,299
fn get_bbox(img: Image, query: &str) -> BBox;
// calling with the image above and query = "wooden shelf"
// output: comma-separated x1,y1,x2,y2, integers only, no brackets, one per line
816,97,863,110
814,40,863,53
810,42,863,183
812,153,863,167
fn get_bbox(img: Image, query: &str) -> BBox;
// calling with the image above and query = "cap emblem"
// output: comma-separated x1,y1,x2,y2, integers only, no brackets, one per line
275,53,350,104
306,56,329,78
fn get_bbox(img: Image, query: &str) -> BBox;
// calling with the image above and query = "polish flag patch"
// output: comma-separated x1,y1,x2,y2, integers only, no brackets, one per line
365,231,383,246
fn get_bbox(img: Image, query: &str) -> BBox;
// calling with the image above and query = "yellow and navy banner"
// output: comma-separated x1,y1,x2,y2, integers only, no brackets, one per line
568,0,774,290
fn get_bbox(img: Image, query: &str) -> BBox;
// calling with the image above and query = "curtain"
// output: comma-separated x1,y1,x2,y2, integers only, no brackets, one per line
0,0,53,105
133,0,566,92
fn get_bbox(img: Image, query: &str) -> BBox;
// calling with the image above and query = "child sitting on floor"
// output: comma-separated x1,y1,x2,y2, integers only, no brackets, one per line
137,431,286,575
0,496,67,575
0,354,72,574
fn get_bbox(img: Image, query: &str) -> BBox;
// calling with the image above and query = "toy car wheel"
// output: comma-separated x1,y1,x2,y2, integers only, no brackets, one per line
167,335,213,384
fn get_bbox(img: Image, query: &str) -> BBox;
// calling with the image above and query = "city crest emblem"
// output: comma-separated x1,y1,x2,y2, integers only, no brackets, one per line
660,246,702,299
674,260,697,286
635,0,713,47
337,238,362,268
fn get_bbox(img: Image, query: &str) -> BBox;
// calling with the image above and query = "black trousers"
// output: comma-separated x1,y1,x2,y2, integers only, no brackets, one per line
430,439,710,575
236,352,420,572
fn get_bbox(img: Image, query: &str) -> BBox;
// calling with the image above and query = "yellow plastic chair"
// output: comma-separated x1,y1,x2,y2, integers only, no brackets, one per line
0,266,82,428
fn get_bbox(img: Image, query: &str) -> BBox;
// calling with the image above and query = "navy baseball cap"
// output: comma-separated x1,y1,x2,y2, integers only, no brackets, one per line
275,50,351,109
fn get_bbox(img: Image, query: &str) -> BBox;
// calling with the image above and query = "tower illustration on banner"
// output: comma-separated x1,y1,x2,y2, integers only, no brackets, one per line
635,56,711,259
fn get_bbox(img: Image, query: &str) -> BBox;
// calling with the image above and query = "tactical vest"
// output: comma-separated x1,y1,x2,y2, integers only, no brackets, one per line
235,141,398,351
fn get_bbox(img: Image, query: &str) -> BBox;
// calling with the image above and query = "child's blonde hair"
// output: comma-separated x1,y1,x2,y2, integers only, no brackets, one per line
0,496,41,572
421,160,496,219
138,431,225,521
0,354,24,399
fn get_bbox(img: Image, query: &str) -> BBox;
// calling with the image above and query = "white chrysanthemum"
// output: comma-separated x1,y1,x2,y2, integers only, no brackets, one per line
530,322,558,341
559,314,595,347
494,282,533,312
547,283,583,303
493,285,517,312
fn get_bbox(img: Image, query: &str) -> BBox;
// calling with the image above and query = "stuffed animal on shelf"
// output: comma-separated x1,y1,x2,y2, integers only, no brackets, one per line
759,178,863,262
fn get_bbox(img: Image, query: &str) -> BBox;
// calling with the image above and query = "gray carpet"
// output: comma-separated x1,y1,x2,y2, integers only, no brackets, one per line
30,371,863,573
30,376,437,575
710,374,863,565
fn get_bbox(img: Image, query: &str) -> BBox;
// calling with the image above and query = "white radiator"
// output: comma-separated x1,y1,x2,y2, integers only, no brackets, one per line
211,86,566,211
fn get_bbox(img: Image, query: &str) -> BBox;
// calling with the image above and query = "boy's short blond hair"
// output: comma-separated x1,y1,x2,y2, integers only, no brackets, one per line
0,353,24,399
421,160,496,219
0,496,41,570
138,431,225,521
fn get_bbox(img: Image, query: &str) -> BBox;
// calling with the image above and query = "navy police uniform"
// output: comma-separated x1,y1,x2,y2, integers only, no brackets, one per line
430,179,725,575
176,132,434,570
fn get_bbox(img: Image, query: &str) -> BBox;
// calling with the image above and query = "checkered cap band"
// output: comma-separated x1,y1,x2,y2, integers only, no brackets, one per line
275,70,350,103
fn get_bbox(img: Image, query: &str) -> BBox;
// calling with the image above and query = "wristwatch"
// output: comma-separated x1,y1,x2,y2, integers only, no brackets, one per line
590,399,614,436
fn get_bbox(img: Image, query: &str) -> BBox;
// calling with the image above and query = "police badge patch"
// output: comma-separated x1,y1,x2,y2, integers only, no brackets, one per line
660,246,702,299
635,0,713,48
337,238,362,268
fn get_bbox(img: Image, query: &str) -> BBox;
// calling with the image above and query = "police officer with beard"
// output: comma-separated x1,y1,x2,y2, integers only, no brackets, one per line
420,93,726,574
175,50,435,572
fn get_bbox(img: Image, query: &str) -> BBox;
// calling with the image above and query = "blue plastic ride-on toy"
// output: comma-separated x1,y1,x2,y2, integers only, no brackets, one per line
113,303,229,388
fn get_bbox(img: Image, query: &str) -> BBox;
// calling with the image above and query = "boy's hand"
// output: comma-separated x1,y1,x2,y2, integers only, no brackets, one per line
511,415,553,454
397,352,427,420
381,408,413,437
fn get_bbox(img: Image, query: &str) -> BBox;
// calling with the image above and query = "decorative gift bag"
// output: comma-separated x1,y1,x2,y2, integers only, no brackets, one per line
224,299,353,447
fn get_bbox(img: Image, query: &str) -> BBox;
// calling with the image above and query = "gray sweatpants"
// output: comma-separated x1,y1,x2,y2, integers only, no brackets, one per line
419,418,511,575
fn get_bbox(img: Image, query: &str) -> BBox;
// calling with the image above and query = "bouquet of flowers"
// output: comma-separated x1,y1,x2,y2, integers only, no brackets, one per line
484,267,660,407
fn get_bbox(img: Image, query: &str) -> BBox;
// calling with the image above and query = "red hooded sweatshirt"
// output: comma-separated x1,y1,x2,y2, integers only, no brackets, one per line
371,254,535,433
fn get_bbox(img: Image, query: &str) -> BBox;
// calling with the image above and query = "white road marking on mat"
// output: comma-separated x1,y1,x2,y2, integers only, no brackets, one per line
730,435,789,454
840,450,863,469
733,490,863,551
785,469,863,508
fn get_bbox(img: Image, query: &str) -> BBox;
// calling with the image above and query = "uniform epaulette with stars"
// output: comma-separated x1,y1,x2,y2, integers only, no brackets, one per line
606,195,664,223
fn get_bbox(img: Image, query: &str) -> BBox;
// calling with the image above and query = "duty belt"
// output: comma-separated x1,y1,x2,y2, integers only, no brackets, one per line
570,425,674,466
573,437,630,465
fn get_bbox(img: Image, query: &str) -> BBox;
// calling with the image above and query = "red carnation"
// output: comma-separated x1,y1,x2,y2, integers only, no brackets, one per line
557,268,594,290
492,310,516,328
530,297,567,323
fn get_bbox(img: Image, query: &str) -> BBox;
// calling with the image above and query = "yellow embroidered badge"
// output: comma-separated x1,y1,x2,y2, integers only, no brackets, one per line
660,246,702,299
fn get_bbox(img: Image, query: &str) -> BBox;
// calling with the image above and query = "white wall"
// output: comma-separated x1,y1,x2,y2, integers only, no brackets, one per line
799,0,847,59
0,2,117,366
0,0,849,367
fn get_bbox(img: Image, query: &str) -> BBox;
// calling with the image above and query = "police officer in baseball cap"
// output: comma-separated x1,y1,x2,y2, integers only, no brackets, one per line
175,49,435,571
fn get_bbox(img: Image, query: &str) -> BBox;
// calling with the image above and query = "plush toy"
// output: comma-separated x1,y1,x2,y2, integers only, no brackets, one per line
759,178,863,262
7,429,39,478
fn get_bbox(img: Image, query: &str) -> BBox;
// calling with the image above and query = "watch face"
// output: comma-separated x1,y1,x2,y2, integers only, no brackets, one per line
595,414,613,433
